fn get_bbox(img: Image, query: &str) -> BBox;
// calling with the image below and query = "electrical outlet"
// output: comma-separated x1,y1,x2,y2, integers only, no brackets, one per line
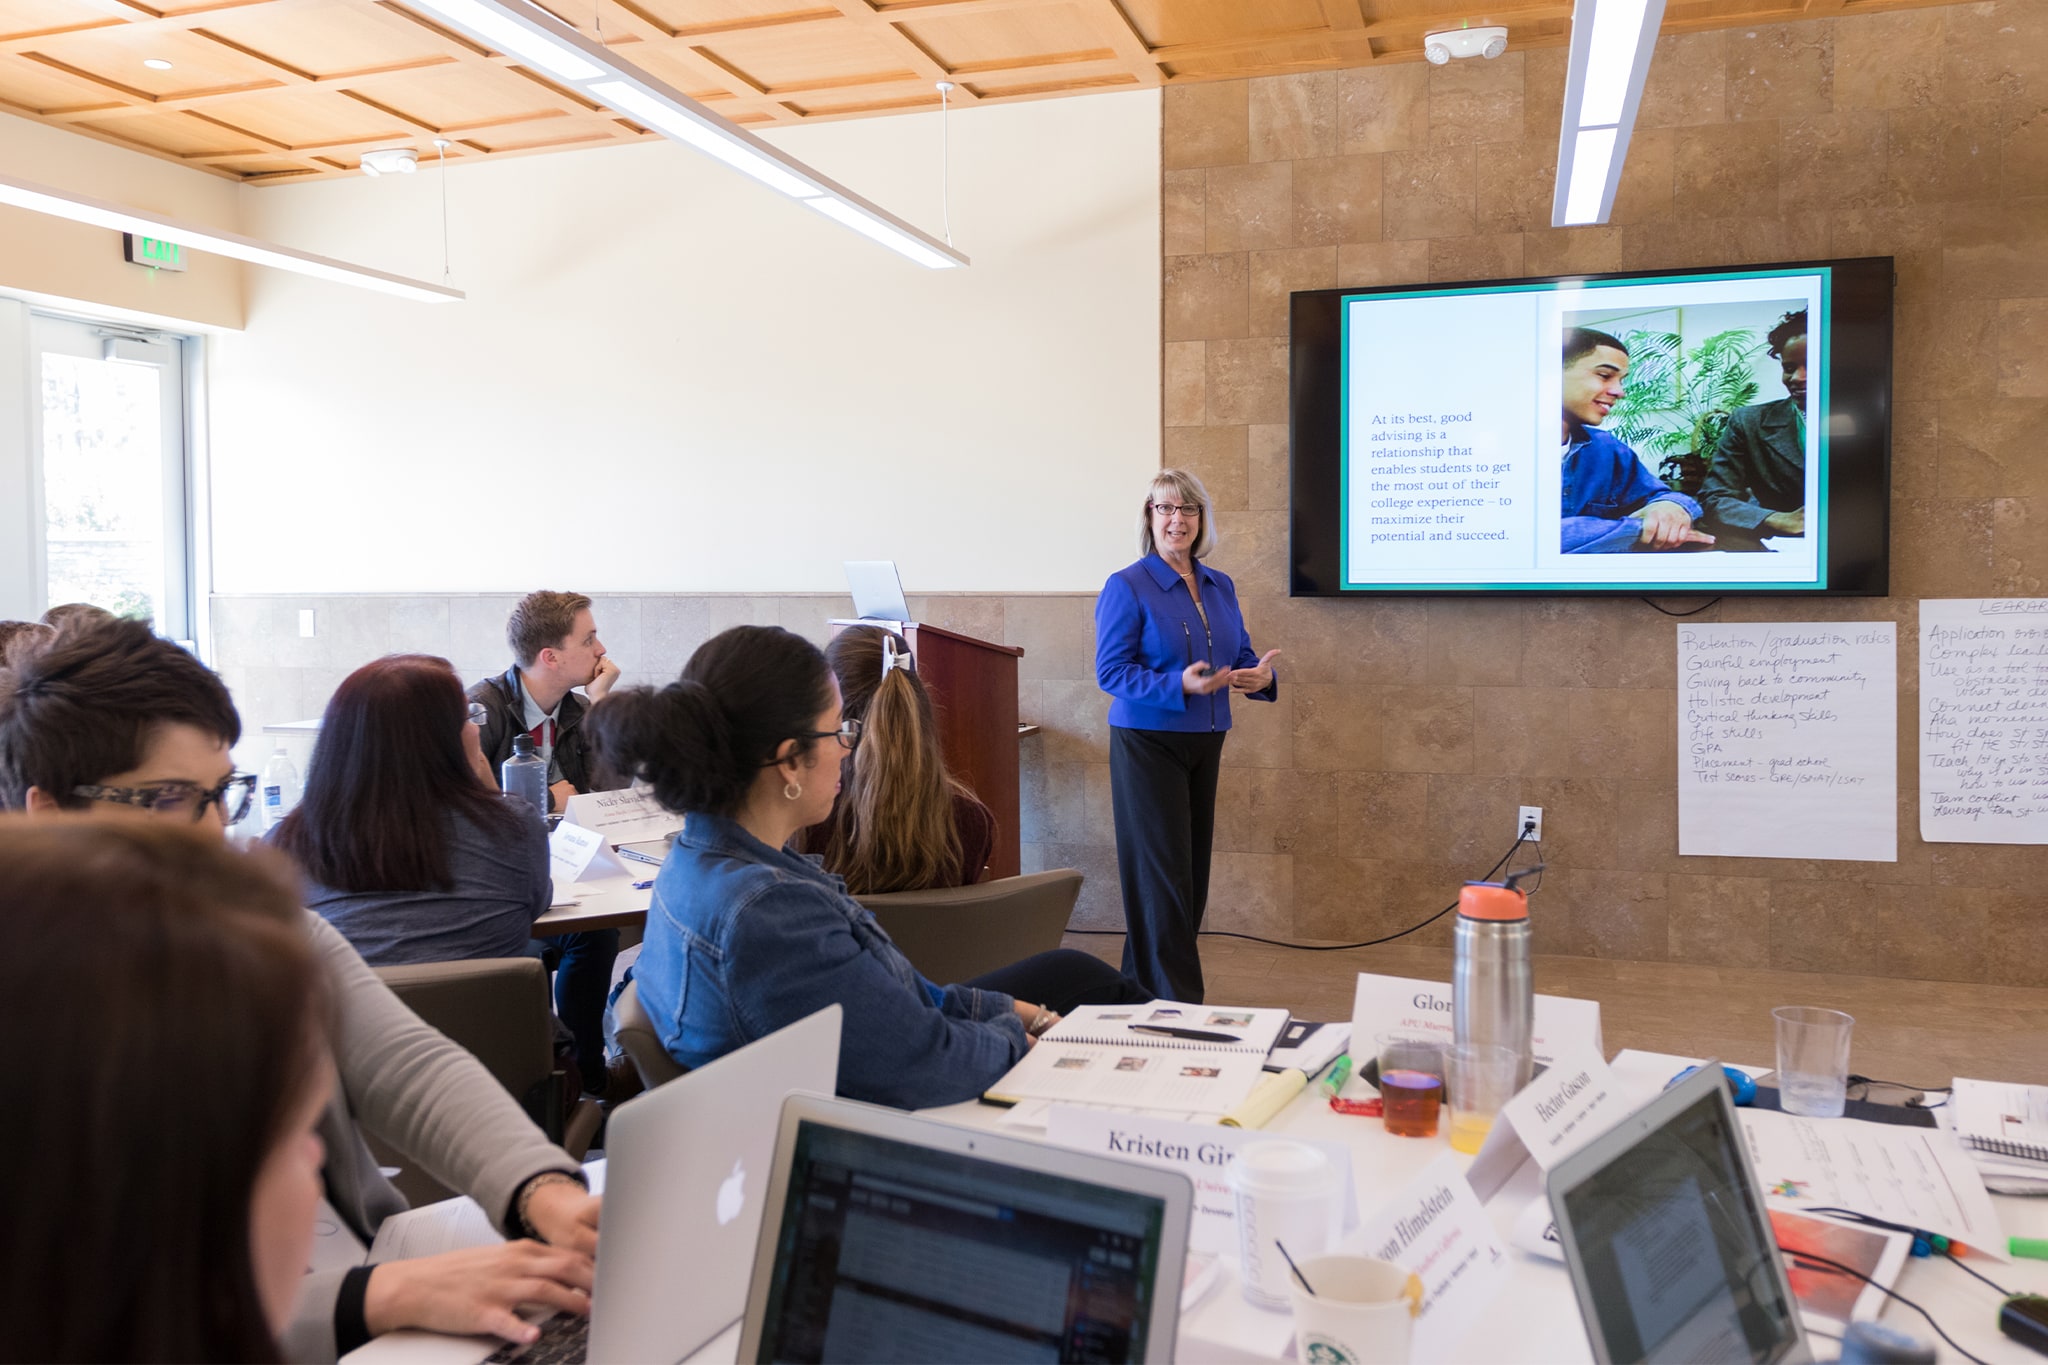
1517,806,1543,842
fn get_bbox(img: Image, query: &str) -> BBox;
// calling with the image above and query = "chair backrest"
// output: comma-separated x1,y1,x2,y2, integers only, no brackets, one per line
614,978,687,1089
854,868,1083,984
371,957,563,1204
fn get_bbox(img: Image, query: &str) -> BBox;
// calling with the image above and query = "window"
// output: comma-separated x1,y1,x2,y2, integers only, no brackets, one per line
30,314,192,640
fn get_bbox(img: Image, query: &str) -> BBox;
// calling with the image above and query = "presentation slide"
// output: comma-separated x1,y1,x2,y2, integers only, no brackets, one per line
1342,269,1829,591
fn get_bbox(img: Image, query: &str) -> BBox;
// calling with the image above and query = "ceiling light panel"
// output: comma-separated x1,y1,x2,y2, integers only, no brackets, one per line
402,0,967,267
1550,0,1668,228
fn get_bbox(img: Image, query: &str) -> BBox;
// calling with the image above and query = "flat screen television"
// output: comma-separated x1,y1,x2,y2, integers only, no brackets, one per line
1288,256,1893,596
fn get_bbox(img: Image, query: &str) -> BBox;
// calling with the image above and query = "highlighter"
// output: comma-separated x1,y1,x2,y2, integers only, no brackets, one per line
2014,1237,2048,1262
1320,1053,1354,1098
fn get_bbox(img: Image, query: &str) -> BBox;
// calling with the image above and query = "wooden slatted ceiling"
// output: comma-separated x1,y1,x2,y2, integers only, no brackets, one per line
0,0,1979,182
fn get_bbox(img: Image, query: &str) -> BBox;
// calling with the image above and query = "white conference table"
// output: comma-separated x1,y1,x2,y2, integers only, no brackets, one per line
532,877,653,936
913,1048,2048,1365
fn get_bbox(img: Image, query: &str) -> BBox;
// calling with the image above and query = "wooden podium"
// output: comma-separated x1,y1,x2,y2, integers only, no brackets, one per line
829,621,1025,879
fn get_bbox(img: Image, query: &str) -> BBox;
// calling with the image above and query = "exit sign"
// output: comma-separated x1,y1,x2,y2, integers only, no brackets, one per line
123,234,187,272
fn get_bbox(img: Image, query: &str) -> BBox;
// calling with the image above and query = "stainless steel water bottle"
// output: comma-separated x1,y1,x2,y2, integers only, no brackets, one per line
1451,872,1536,1089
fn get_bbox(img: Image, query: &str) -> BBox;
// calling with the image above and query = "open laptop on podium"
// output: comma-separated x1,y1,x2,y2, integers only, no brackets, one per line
842,561,911,625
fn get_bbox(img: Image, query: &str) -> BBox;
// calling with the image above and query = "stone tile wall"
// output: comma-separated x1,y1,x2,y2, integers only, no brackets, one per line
1151,0,2048,987
212,0,2048,987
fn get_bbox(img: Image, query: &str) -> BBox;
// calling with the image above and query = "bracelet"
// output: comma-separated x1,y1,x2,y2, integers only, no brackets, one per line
1027,1008,1058,1037
513,1171,585,1241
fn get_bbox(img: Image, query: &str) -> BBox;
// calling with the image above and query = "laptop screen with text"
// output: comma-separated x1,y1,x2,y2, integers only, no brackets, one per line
752,1119,1169,1364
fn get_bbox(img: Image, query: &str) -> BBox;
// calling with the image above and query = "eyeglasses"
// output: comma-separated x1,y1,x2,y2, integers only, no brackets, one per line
795,717,863,751
1149,501,1202,519
467,701,489,727
73,773,259,825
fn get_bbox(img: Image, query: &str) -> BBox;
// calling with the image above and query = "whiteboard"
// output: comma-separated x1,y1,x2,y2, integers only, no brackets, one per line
1676,621,1896,861
1920,598,2048,844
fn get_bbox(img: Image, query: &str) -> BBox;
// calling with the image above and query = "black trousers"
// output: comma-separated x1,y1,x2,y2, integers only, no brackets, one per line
1109,726,1226,1003
963,948,1152,1012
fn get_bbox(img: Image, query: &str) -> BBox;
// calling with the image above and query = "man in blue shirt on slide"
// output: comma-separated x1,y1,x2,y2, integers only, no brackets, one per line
1560,327,1715,554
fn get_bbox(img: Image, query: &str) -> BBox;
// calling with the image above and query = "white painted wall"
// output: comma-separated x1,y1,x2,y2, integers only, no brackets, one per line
209,89,1161,595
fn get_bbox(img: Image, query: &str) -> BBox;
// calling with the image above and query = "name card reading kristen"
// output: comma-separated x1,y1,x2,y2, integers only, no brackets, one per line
1044,1109,1357,1256
1355,1152,1508,1361
1350,973,1603,1070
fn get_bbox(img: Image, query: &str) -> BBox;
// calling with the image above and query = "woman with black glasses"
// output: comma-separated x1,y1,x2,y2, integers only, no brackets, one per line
590,625,1147,1108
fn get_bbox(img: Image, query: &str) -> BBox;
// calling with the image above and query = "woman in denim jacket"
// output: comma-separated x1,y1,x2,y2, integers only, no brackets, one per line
591,625,1147,1108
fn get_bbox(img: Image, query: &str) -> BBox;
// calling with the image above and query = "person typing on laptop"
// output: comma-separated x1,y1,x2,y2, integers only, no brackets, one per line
0,619,600,1362
590,625,1150,1109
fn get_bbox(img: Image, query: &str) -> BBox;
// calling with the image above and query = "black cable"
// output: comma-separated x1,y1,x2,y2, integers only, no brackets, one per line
1783,1248,1990,1365
1066,831,1540,953
1639,595,1722,617
1944,1249,2014,1299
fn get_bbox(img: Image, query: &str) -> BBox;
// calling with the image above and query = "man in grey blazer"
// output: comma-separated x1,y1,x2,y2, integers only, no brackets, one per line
1699,309,1810,550
0,617,599,1362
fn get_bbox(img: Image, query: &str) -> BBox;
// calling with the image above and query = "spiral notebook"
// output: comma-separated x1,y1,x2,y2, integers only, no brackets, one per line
983,1002,1292,1117
1953,1077,2048,1164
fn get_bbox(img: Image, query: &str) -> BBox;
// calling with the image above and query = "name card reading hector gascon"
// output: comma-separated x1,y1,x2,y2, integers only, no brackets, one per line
1920,599,2048,844
1676,622,1896,862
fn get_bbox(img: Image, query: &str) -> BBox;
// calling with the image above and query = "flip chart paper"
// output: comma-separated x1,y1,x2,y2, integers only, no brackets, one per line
1920,598,2048,843
1676,621,1896,860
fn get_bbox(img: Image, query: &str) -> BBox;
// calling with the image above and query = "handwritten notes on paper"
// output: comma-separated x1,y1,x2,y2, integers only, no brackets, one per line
1920,599,2048,843
1677,622,1896,861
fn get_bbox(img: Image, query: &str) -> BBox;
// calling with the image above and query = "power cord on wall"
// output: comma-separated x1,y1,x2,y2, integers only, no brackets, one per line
1639,595,1722,617
1067,824,1544,953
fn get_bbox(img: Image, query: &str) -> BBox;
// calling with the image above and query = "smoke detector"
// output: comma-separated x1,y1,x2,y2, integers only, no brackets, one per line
1424,25,1508,64
359,147,420,176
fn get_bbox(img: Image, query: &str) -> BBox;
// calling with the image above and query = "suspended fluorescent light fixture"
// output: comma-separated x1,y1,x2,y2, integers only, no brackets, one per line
1551,0,1667,227
404,0,967,269
0,171,463,302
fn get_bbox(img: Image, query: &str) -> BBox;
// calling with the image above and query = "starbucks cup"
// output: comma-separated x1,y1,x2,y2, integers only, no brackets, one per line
1228,1140,1335,1310
1287,1255,1423,1365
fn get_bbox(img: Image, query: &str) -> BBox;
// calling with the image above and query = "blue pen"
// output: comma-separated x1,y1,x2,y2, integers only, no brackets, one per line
632,879,654,890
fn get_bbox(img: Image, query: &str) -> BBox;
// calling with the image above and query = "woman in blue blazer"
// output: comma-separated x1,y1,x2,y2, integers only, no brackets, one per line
1094,469,1280,1002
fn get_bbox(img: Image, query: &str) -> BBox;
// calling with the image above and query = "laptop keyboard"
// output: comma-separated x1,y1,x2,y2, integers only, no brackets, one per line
483,1314,588,1365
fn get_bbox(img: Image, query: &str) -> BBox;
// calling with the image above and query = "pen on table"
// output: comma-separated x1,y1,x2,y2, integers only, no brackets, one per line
632,879,654,890
1319,1053,1354,1099
2016,1237,2048,1262
1128,1024,1240,1044
617,847,664,867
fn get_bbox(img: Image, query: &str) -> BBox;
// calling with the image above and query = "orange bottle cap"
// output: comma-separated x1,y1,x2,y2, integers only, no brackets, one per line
1460,882,1528,921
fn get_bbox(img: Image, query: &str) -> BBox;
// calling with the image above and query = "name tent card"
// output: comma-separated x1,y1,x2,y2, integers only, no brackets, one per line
1350,973,1604,1066
1044,1109,1358,1256
1355,1152,1509,1361
561,787,679,847
549,821,630,888
1467,1046,1653,1201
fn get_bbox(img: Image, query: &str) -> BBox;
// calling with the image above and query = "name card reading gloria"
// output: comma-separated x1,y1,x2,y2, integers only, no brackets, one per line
1920,598,2048,844
1677,622,1896,862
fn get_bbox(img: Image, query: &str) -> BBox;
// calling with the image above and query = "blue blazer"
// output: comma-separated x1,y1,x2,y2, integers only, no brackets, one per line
1094,554,1277,733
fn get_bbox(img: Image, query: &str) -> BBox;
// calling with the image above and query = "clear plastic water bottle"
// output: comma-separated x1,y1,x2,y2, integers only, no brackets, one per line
259,745,300,830
501,733,548,817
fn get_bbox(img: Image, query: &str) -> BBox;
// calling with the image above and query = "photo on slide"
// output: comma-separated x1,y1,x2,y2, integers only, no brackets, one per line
1559,299,1811,557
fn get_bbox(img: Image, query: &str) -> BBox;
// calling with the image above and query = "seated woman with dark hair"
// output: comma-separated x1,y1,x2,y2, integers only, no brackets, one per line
270,654,612,1095
590,625,1149,1109
0,818,332,1363
802,624,994,892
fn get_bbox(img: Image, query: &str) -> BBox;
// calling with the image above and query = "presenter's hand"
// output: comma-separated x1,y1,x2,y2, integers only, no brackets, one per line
523,1181,601,1256
1181,662,1231,695
361,1242,594,1345
1635,502,1715,550
1230,649,1282,693
586,656,622,701
1762,507,1805,537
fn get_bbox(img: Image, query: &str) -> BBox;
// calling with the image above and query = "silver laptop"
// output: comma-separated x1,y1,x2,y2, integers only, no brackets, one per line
843,560,911,623
739,1094,1193,1364
1546,1062,1811,1365
585,1005,840,1365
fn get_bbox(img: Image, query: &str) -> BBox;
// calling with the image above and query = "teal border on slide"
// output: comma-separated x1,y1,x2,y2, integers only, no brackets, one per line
1338,267,1833,593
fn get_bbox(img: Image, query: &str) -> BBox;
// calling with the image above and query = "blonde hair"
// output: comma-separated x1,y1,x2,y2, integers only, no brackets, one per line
818,626,971,894
1137,468,1217,560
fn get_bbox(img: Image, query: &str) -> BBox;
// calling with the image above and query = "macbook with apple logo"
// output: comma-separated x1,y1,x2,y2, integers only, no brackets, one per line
584,1004,842,1365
